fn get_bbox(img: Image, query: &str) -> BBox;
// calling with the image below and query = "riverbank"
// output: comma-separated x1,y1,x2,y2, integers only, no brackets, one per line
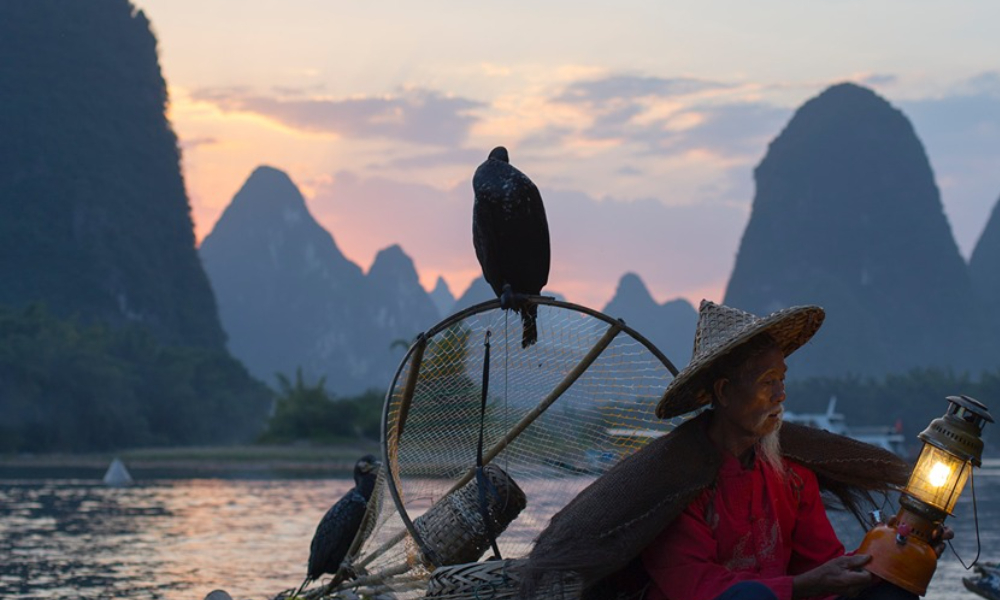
0,442,381,479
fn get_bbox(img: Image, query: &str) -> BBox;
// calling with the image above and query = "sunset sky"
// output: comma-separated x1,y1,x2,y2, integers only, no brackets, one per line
135,0,1000,308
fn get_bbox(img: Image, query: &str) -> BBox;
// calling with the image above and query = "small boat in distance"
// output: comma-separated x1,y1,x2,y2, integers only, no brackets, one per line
103,457,134,487
784,397,908,457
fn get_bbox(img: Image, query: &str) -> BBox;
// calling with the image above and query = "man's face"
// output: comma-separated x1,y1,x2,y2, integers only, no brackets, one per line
719,346,787,440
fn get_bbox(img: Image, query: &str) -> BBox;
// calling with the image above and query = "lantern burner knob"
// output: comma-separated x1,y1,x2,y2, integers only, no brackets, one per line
895,522,912,544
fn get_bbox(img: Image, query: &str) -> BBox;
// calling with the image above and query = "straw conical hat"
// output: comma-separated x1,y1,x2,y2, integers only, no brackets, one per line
656,300,825,419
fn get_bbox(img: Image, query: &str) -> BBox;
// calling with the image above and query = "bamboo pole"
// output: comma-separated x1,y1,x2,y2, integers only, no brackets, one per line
395,334,427,441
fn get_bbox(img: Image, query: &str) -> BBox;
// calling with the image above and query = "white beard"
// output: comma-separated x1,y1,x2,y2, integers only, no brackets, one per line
759,423,786,479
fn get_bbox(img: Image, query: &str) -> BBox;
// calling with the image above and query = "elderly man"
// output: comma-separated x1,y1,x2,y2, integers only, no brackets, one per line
521,301,950,600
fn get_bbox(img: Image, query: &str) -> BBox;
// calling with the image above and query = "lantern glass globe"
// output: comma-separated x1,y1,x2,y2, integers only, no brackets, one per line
906,443,970,515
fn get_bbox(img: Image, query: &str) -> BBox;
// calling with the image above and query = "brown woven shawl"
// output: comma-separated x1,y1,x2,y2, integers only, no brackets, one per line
518,411,910,599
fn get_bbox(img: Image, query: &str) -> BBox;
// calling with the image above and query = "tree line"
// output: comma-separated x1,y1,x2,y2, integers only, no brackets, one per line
0,303,387,452
3,302,997,453
786,367,1000,451
257,370,383,444
0,303,271,452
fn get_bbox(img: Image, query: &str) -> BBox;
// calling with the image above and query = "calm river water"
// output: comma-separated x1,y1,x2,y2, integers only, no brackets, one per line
3,462,1000,600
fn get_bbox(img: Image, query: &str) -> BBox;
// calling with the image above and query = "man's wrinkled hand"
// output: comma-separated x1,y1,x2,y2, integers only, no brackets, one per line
793,554,876,599
930,525,955,558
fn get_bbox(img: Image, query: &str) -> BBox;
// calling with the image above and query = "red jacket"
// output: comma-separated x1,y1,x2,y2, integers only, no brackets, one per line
642,451,844,600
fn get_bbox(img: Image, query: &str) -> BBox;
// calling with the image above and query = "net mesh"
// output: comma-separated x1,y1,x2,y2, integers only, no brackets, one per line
324,299,687,599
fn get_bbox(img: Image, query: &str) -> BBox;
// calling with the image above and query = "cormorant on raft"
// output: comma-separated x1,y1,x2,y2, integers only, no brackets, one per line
294,454,381,595
472,146,551,348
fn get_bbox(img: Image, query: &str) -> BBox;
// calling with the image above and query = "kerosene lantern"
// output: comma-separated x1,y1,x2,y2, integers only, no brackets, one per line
856,395,993,595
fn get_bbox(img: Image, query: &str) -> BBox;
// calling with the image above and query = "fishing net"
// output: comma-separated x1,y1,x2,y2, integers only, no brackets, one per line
299,297,688,600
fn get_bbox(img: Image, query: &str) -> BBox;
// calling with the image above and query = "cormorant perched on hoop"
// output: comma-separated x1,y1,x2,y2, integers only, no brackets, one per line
472,146,551,348
294,454,381,596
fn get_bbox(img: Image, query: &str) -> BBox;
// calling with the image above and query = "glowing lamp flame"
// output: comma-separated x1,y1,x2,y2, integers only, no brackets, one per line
927,462,952,488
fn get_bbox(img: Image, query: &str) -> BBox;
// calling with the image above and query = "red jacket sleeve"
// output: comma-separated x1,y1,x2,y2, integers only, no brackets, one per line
786,463,845,577
641,489,798,600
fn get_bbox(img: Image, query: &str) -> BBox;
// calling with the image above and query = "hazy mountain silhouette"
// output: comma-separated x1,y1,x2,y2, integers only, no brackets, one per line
365,244,442,359
602,273,697,369
0,0,224,348
200,166,367,389
452,277,496,312
725,83,993,377
970,195,1000,339
200,167,441,394
430,276,456,317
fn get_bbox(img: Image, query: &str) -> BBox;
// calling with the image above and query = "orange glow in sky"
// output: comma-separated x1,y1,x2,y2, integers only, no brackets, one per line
141,0,1000,309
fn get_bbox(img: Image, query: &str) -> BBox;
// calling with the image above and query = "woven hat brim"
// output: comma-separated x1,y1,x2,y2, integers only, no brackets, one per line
655,305,825,419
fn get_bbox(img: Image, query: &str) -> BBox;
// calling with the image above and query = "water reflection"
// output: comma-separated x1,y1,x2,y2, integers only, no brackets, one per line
0,481,176,599
0,476,358,600
1,467,999,600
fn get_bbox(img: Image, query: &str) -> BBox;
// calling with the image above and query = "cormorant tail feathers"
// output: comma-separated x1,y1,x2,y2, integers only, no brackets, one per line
520,303,538,348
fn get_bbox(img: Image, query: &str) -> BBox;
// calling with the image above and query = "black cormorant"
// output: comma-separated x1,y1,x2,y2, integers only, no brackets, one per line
297,454,381,594
472,146,551,348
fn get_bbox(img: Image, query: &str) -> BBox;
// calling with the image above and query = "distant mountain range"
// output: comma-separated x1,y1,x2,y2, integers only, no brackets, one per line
201,83,1000,394
200,166,695,393
6,20,998,402
13,2,997,451
200,166,440,394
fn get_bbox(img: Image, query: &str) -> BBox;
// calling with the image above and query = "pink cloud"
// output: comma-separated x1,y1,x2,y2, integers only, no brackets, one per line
190,87,484,147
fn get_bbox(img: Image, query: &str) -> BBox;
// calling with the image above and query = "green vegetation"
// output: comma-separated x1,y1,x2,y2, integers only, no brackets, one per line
258,370,383,444
419,324,482,427
0,304,389,454
0,304,271,453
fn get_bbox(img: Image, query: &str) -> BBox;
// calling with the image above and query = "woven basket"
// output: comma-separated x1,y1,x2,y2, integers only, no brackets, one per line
413,464,526,567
